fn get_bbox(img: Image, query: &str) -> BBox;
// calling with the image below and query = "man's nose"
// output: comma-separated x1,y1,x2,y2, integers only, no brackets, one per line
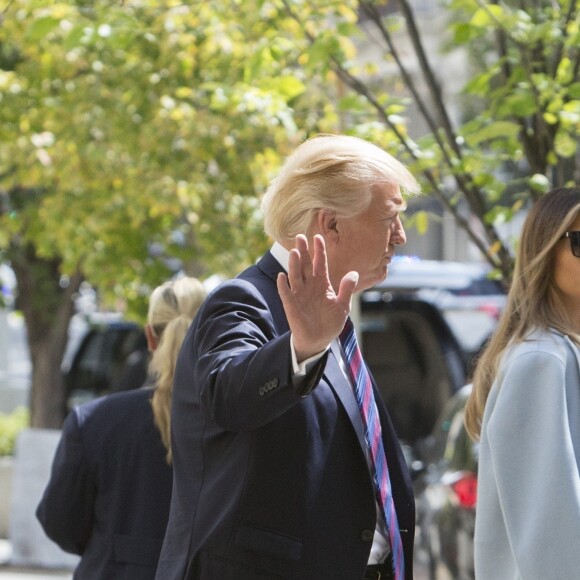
391,217,406,246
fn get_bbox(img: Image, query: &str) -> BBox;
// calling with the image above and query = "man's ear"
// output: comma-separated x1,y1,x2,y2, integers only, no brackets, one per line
316,209,339,243
145,324,158,352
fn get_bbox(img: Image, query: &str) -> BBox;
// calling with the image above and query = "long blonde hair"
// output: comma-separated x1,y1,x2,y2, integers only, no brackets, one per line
148,276,207,463
465,187,580,440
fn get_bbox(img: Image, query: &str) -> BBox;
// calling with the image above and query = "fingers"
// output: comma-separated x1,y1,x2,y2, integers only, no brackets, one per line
286,248,304,291
283,234,331,295
287,235,312,290
277,272,291,301
311,234,329,278
336,271,359,310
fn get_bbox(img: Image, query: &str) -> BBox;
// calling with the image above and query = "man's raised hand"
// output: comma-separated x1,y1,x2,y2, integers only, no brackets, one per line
277,234,359,362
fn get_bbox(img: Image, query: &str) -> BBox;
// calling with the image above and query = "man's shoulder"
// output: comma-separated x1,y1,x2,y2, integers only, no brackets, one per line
205,253,280,305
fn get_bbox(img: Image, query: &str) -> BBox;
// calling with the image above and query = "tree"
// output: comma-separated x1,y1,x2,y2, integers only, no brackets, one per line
0,0,322,427
270,0,579,281
2,0,578,426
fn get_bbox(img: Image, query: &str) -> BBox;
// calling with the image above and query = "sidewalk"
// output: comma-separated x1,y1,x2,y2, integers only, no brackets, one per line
0,541,72,580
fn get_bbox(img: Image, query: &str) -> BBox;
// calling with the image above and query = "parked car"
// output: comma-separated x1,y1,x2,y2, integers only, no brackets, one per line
63,318,148,412
373,257,505,306
412,384,477,580
359,295,467,445
371,257,506,362
63,259,498,446
63,293,468,446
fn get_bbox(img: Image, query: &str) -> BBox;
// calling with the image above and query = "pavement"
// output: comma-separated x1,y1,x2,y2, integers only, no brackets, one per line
0,541,72,579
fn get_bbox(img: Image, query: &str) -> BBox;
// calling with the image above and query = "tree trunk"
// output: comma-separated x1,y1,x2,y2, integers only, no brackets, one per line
28,338,68,428
9,243,82,428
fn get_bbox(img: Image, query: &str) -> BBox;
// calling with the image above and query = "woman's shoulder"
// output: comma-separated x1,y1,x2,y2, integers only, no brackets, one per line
506,328,571,363
74,387,154,426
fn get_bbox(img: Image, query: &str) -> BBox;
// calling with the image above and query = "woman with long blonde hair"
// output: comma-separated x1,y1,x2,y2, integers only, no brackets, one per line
465,187,580,579
147,276,207,463
37,276,206,580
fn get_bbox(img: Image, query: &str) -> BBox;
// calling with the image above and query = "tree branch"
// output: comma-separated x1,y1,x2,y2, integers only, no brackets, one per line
278,0,512,275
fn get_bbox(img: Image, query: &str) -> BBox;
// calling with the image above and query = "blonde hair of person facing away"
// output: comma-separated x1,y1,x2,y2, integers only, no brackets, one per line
465,187,580,440
145,276,207,463
260,134,420,246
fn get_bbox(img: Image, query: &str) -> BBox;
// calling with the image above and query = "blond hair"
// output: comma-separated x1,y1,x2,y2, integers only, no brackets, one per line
149,276,207,463
261,134,420,243
465,187,580,440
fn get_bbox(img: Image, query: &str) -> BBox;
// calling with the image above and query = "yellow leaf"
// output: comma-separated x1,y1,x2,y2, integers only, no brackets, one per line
488,241,502,257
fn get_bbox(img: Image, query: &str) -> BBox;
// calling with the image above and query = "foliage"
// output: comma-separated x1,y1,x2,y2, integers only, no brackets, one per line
0,406,29,456
0,0,314,315
1,0,578,425
262,0,580,280
1,0,577,299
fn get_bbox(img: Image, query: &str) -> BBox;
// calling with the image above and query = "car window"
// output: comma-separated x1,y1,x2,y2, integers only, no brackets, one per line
69,330,110,393
65,324,147,402
450,277,504,296
361,307,460,444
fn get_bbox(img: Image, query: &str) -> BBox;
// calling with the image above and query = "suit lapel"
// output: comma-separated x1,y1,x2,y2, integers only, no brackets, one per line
256,251,283,282
324,349,368,453
251,252,290,334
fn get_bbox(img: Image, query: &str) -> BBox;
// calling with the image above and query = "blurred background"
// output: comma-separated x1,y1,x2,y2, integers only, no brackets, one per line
1,0,578,578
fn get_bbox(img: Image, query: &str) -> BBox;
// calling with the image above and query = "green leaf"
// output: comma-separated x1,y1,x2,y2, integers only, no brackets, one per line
556,57,574,85
463,70,493,97
415,211,429,235
528,174,550,193
463,121,520,146
567,83,580,99
453,23,475,44
485,205,513,226
0,407,29,456
336,22,360,38
26,16,61,41
500,92,537,117
268,76,305,100
63,26,86,51
471,5,505,28
554,132,577,158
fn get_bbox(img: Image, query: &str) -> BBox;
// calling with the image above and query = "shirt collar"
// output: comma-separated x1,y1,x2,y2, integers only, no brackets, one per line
270,241,290,272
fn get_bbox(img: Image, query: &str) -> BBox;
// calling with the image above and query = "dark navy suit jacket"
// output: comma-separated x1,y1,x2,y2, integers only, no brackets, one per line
156,252,415,580
37,387,173,580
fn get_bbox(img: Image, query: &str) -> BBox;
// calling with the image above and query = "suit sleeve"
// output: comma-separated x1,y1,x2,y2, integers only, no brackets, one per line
485,350,580,577
36,410,96,555
190,279,326,431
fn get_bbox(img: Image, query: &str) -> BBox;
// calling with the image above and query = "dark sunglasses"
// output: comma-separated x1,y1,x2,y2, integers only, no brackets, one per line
561,231,580,258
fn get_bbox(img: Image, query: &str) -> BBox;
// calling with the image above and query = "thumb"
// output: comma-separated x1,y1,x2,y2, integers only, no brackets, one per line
336,271,359,310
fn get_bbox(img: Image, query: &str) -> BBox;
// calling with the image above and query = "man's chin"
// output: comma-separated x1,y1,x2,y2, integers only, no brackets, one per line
378,266,389,283
356,273,386,293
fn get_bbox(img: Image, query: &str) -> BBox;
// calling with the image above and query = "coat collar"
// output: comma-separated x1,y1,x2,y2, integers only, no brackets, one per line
256,250,285,283
323,349,368,453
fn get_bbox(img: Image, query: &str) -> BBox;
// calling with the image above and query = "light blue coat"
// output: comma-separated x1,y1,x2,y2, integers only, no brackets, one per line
475,329,580,580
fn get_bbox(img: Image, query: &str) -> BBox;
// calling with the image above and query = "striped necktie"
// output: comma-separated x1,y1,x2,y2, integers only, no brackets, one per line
339,317,405,580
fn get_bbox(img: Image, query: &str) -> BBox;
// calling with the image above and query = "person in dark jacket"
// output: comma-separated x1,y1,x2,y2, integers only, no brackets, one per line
36,276,207,580
156,134,419,580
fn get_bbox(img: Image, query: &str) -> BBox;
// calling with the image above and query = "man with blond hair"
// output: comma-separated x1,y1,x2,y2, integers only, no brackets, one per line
157,134,420,580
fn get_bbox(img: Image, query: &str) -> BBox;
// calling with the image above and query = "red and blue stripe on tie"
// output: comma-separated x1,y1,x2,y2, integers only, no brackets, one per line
339,318,405,580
